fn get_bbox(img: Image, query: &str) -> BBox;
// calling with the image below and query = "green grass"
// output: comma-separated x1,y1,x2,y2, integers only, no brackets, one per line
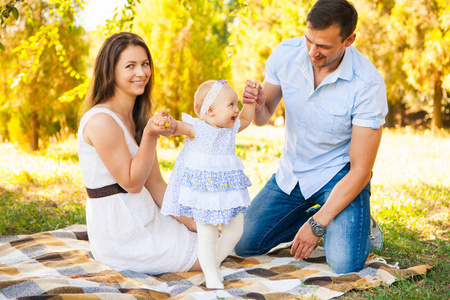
0,189,85,234
341,128,450,299
0,126,449,299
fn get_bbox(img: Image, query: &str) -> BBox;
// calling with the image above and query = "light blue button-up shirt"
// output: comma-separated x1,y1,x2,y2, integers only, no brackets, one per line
264,37,388,199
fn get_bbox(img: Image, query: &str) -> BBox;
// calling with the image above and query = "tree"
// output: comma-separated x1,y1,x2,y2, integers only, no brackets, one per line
132,0,236,119
229,0,312,123
386,0,450,129
0,0,22,50
0,0,88,150
352,0,409,127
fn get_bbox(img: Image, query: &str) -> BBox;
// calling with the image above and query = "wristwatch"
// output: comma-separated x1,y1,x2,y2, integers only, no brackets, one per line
308,217,325,237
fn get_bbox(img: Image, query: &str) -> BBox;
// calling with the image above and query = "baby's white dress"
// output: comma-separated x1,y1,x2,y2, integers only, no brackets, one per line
78,108,197,274
161,114,251,226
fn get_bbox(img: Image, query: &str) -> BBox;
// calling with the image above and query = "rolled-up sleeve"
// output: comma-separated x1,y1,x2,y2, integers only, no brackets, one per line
352,79,388,129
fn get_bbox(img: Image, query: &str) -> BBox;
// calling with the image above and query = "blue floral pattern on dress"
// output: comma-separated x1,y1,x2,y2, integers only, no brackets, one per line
179,205,246,226
181,168,251,192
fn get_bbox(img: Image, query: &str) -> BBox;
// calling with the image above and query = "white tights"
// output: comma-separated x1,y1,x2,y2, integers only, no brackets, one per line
196,213,244,289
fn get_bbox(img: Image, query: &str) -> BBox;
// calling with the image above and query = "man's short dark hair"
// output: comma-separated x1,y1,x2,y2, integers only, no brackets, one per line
306,0,358,41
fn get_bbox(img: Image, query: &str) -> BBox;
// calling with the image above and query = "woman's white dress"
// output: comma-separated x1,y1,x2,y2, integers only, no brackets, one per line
78,108,197,274
161,113,251,226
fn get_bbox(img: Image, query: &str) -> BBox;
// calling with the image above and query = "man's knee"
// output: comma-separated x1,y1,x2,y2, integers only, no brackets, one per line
234,236,267,257
328,259,365,274
326,251,366,274
234,235,253,257
233,239,248,257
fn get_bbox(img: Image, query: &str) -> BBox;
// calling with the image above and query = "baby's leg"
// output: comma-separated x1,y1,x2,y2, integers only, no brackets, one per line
197,223,224,289
216,213,244,265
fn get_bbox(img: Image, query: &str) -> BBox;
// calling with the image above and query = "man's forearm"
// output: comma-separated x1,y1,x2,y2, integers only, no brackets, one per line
313,126,382,227
253,103,273,126
312,168,372,227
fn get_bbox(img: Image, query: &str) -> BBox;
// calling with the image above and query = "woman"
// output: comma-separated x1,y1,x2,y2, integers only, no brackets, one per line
77,32,200,274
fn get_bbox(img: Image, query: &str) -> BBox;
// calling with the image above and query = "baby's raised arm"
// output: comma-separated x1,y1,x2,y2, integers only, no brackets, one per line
238,101,256,133
238,83,258,132
172,120,195,140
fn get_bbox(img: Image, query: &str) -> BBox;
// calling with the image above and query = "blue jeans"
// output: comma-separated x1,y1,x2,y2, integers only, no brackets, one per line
235,164,371,274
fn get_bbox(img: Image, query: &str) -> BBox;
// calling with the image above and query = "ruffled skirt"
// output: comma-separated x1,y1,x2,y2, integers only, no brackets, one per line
163,152,251,225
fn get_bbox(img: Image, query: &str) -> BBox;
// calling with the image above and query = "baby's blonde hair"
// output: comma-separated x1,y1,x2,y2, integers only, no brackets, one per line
194,80,218,118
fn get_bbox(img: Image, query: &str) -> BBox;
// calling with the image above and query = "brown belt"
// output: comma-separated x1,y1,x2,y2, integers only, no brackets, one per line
86,183,128,198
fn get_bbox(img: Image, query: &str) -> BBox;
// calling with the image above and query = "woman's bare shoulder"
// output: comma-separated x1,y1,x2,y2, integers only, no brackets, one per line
84,112,123,145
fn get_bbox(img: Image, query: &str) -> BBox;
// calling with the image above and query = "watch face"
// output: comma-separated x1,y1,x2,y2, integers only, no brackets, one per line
309,217,325,237
313,225,325,237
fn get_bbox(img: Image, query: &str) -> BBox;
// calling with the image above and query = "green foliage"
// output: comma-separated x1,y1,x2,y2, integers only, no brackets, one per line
0,1,21,25
0,0,89,150
354,0,450,129
2,0,450,151
388,0,449,129
133,0,237,119
354,1,408,106
228,0,312,121
102,0,139,35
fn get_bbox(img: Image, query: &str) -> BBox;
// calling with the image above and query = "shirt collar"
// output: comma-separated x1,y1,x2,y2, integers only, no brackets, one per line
336,47,354,81
326,48,354,84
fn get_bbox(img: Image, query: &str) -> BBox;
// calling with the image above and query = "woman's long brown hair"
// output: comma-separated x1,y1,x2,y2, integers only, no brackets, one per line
80,32,154,145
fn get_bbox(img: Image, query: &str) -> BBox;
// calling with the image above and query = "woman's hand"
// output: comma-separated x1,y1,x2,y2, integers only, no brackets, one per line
159,111,177,137
146,110,177,137
151,111,169,129
174,215,197,232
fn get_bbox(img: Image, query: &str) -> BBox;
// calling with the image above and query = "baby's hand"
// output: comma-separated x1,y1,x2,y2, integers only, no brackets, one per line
147,110,177,137
151,111,170,129
242,80,265,112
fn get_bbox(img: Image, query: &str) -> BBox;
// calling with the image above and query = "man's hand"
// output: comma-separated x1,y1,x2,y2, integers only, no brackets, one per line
290,222,320,260
242,80,266,112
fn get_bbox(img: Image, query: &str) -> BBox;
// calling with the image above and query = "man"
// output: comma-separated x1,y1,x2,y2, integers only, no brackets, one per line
235,0,388,274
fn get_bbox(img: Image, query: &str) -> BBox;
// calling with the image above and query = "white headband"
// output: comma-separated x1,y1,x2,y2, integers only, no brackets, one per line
199,80,228,118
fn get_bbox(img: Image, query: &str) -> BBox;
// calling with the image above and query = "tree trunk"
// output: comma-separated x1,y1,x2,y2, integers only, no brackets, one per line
433,77,443,130
385,105,395,128
30,110,39,151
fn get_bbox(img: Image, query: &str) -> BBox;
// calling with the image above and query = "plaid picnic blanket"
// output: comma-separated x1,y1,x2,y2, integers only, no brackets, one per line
0,225,431,300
